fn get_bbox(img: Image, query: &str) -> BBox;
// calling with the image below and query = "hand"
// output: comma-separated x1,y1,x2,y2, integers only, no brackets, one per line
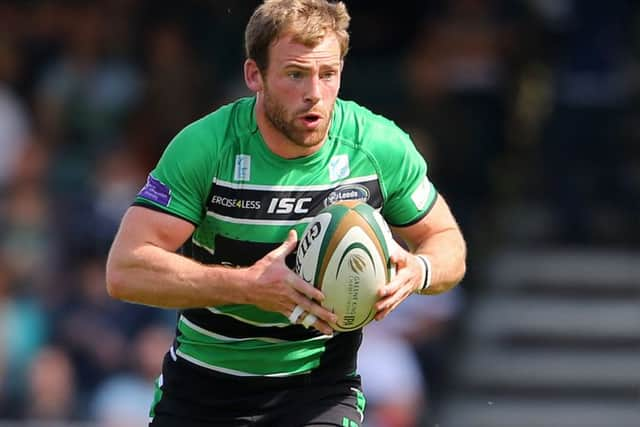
246,230,337,335
374,240,423,321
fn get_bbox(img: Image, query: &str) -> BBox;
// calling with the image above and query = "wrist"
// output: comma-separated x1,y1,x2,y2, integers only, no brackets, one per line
207,264,252,305
414,254,432,294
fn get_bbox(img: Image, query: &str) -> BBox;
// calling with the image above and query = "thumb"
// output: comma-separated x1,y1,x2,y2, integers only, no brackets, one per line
270,229,299,259
389,240,407,266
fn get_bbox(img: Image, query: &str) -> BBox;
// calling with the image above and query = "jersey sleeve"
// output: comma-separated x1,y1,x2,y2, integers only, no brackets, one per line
377,129,437,227
135,123,215,225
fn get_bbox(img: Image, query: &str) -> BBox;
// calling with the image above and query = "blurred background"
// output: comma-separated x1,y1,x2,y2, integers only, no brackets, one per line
1,0,639,426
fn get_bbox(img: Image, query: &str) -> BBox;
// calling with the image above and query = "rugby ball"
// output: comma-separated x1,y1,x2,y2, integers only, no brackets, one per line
295,201,395,331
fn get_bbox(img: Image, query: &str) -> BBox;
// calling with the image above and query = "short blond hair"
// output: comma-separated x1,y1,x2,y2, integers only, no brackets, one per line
245,0,350,72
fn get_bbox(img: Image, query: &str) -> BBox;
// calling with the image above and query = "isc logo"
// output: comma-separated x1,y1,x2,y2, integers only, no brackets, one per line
267,197,312,214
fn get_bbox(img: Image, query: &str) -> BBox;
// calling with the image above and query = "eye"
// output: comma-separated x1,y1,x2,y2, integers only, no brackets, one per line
288,71,303,80
321,71,336,80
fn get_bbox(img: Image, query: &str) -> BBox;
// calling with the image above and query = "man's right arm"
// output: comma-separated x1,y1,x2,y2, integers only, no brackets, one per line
105,206,336,334
106,206,242,308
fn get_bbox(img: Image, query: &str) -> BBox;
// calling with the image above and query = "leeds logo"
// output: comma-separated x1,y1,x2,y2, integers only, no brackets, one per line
324,184,370,207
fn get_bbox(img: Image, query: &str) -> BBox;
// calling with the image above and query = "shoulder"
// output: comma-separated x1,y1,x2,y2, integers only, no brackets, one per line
177,97,255,143
331,99,417,163
332,99,413,150
164,97,255,159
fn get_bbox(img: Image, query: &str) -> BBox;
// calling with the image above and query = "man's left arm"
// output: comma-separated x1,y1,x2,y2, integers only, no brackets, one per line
374,193,466,320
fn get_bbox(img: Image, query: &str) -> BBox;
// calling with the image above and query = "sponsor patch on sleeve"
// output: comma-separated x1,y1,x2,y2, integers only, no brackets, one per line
137,175,172,207
411,176,431,211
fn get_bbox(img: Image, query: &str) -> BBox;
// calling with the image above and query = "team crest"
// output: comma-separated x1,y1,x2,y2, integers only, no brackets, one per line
328,155,350,181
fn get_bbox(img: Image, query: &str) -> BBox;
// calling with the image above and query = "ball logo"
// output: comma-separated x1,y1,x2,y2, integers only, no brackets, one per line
295,219,323,283
348,254,366,274
298,221,322,258
336,242,377,279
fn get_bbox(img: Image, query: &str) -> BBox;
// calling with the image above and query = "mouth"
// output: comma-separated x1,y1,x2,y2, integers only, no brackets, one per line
299,112,323,127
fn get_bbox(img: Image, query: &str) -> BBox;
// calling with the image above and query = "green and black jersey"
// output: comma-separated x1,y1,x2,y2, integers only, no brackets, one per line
135,97,437,379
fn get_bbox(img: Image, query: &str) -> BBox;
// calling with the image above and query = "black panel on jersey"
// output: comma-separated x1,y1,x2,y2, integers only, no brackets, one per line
181,308,320,341
318,329,362,375
208,179,383,221
182,235,297,269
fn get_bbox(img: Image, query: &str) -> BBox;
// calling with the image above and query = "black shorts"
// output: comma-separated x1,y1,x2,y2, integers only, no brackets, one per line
149,353,366,427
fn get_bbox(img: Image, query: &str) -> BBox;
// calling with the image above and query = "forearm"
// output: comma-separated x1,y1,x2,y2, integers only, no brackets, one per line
106,243,249,308
414,227,466,294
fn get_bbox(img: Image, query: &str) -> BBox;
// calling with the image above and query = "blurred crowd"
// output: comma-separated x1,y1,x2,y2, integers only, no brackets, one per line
1,1,639,426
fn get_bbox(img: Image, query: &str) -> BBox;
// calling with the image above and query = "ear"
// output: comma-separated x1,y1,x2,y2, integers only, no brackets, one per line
244,59,264,93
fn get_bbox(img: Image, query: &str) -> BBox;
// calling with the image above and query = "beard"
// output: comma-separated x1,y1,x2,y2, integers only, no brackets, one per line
262,89,332,149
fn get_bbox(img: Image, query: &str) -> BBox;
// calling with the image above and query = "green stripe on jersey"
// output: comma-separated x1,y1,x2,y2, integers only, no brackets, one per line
177,318,326,376
210,305,289,326
148,375,163,420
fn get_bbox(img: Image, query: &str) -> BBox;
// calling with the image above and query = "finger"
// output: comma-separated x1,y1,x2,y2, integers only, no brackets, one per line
314,319,334,336
374,294,391,313
294,309,333,335
301,313,317,328
288,305,305,324
375,295,401,321
378,282,390,298
374,300,389,320
287,271,325,302
388,240,406,263
376,279,416,320
375,307,392,321
375,285,406,314
379,258,415,297
390,250,407,266
302,314,334,335
295,295,337,326
378,275,400,298
270,229,299,260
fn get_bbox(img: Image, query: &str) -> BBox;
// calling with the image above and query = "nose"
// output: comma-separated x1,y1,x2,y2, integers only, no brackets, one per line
304,75,321,104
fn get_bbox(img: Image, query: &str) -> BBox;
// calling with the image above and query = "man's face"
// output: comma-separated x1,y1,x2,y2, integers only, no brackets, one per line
261,33,342,149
